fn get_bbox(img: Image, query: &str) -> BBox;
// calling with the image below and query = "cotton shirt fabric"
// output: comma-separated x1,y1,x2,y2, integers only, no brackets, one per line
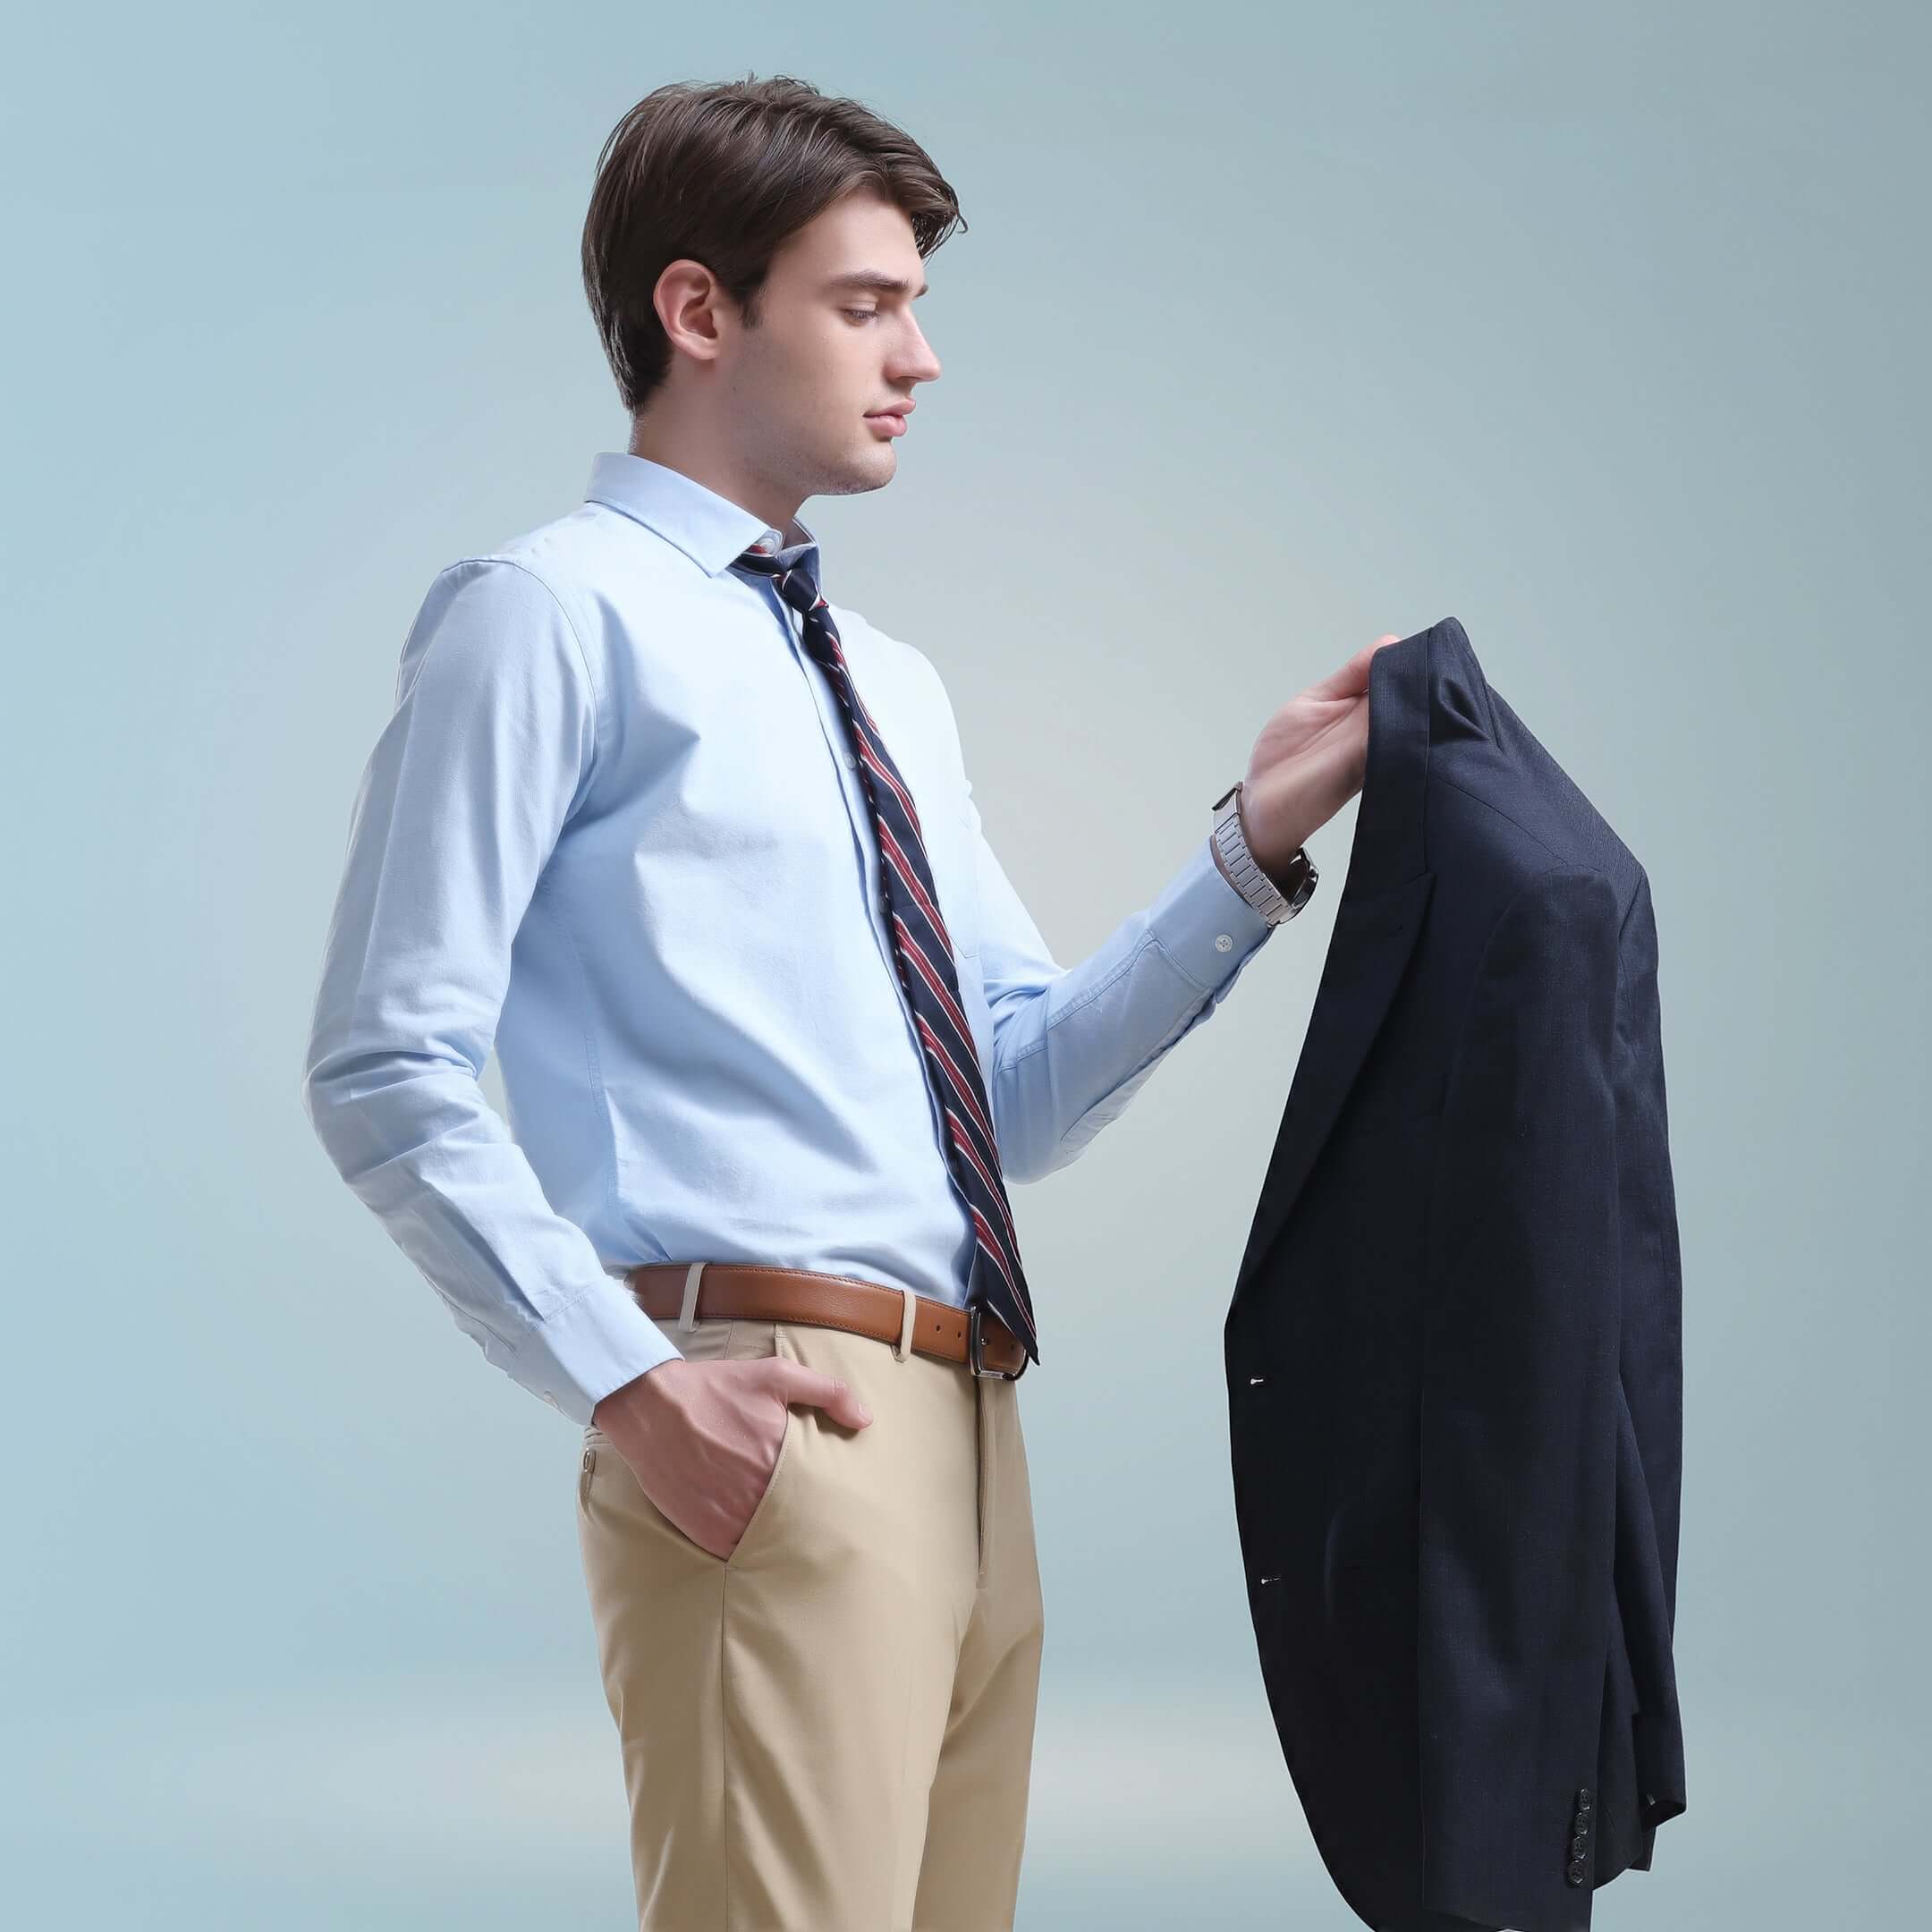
301,452,1277,1425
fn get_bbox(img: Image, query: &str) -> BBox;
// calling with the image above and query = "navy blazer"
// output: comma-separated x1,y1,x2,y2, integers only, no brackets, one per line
1224,618,1687,1932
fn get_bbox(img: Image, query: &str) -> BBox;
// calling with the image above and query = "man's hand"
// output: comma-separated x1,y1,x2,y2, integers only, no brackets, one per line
1238,634,1402,885
591,1357,873,1562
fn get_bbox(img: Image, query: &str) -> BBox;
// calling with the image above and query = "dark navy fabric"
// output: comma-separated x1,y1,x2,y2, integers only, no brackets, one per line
1224,617,1687,1932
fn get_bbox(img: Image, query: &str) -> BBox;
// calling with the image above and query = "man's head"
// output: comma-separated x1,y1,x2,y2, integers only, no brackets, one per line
582,75,959,532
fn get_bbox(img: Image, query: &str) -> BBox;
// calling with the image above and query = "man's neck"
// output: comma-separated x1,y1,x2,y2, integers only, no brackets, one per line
625,423,804,547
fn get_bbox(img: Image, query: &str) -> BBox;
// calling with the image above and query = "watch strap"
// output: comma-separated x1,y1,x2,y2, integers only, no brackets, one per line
1212,781,1318,925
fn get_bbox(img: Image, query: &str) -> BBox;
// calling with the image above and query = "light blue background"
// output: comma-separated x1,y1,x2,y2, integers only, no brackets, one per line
4,4,1924,1925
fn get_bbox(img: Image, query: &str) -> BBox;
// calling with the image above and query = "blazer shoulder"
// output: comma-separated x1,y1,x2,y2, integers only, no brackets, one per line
1621,860,1655,925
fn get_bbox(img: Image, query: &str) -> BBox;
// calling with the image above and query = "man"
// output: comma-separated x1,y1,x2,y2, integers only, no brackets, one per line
302,72,1393,1930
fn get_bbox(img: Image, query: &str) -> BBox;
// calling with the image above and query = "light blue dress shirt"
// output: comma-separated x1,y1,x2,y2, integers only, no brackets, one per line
301,451,1276,1424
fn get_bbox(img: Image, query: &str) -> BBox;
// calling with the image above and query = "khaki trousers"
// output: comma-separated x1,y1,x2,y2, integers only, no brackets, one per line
575,1304,1046,1931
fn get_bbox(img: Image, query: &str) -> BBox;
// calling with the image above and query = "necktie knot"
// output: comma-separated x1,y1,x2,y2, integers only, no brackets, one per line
732,547,822,620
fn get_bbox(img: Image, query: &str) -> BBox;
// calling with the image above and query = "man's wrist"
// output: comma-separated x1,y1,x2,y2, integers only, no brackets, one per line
1211,833,1296,894
1236,793,1312,889
1222,835,1294,896
592,1356,682,1428
1209,784,1318,925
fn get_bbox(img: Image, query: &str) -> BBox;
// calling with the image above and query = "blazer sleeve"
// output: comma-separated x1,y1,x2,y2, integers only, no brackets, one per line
1415,863,1625,1928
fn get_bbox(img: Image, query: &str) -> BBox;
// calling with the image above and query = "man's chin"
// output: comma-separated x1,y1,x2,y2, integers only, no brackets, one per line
817,447,897,497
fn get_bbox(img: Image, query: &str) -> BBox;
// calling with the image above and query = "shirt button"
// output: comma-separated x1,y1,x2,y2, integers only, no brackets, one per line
843,750,858,769
541,1392,560,1410
1216,933,1233,952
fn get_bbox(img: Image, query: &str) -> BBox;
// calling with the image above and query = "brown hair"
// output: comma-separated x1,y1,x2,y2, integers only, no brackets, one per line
581,73,966,417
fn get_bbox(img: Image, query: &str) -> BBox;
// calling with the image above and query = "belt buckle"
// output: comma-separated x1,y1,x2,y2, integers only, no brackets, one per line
967,1302,1025,1380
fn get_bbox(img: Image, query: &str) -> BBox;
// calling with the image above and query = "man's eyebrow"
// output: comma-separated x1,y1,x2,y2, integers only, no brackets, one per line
821,270,929,299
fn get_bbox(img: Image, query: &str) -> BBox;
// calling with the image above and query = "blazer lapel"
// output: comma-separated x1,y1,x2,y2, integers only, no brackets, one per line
1229,619,1457,1313
1231,870,1434,1306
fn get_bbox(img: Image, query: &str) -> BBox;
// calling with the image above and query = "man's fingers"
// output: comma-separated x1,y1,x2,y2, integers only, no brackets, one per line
1302,633,1403,703
775,1360,873,1428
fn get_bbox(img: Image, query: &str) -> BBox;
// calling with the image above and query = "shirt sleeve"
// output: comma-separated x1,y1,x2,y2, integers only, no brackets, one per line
300,556,682,1424
967,775,1278,1183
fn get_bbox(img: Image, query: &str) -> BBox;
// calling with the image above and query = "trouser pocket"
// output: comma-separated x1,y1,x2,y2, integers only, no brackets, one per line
579,1318,799,1571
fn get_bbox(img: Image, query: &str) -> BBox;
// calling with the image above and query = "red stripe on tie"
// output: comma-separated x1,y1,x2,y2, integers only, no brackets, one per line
968,1206,1034,1337
855,734,924,842
812,611,895,757
892,911,974,1043
943,1102,1020,1251
970,1204,1015,1283
922,1041,1001,1190
916,1011,996,1150
878,821,953,956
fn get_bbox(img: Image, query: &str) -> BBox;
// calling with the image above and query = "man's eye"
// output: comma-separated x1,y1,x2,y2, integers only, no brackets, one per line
843,308,879,323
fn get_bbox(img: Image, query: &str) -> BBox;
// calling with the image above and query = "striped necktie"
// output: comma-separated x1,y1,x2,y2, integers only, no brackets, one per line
730,542,1040,1370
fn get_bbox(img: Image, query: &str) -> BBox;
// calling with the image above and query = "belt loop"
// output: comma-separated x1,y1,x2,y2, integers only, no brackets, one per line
895,1286,915,1361
680,1261,705,1333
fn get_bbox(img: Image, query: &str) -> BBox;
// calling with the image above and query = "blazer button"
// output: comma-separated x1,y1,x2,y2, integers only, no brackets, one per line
1571,1833,1589,1857
1566,1860,1587,1885
1574,1785,1593,1810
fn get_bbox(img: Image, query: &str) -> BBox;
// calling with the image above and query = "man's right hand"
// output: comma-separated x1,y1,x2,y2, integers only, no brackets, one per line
591,1357,874,1562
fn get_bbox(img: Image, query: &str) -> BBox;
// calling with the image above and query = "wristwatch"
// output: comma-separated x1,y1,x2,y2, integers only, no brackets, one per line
1212,781,1318,926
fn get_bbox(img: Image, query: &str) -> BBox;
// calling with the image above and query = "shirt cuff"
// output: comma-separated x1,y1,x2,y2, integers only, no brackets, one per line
507,1271,687,1425
1146,834,1277,992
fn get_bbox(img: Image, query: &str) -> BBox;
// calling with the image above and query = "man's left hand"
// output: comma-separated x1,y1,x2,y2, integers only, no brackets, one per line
1238,634,1402,885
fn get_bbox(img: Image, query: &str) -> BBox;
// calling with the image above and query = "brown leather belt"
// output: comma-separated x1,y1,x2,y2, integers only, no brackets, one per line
623,1261,1029,1380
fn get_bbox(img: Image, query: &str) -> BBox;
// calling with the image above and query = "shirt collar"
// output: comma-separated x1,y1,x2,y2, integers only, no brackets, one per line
583,450,819,577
